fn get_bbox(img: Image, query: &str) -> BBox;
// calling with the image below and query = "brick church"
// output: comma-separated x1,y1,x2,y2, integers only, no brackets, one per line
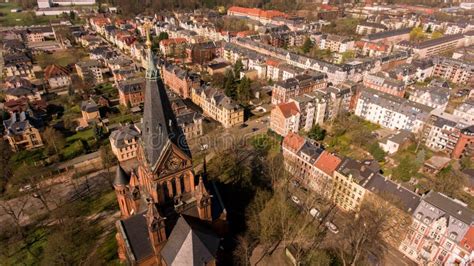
113,26,227,265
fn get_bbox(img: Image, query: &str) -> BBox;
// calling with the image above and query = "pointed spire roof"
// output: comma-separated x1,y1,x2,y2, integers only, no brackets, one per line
141,22,188,171
114,165,130,186
146,201,163,227
195,176,210,198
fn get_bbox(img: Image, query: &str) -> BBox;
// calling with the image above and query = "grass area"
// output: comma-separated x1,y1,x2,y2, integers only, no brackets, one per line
10,149,46,169
108,113,141,124
0,3,56,26
35,48,88,68
66,128,95,143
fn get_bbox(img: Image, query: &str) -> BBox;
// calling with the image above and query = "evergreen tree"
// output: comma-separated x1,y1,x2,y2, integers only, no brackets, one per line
301,37,313,54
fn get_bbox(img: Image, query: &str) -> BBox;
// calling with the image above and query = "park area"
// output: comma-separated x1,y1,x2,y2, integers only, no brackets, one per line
0,2,55,26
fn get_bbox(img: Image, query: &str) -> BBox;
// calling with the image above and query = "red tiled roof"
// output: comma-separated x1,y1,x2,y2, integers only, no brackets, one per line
314,151,342,176
228,6,288,19
283,132,305,152
460,226,474,252
266,58,281,67
277,102,299,118
160,38,187,46
237,30,257,37
44,64,69,80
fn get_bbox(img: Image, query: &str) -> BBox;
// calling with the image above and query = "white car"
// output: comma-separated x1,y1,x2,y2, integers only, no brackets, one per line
309,208,320,218
325,221,339,234
291,195,301,205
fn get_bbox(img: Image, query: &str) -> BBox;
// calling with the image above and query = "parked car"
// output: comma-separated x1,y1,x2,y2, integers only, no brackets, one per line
252,127,259,132
291,195,301,205
309,208,320,218
325,221,339,234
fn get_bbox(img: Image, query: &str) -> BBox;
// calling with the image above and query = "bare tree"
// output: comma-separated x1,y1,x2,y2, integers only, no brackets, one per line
0,198,29,237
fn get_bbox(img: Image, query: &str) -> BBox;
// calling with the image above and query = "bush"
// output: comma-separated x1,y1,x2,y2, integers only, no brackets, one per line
368,143,386,162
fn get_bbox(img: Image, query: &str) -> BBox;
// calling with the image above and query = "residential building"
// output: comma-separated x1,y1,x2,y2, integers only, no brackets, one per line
290,91,327,130
227,6,288,25
271,73,327,105
3,53,35,78
355,87,433,133
363,72,406,97
409,85,450,109
356,22,387,35
185,41,219,64
76,59,104,84
80,99,101,127
423,109,472,158
159,38,187,57
117,78,146,107
191,86,244,128
109,123,141,162
362,27,412,45
3,112,43,152
282,133,340,197
432,56,474,85
5,86,42,102
44,64,71,89
161,63,200,99
320,34,354,53
170,97,204,140
399,191,474,265
325,84,354,121
397,34,467,59
454,102,474,122
452,126,474,159
270,102,300,136
378,130,412,154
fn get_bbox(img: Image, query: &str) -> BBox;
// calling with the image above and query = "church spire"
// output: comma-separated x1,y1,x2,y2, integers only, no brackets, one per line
140,20,188,171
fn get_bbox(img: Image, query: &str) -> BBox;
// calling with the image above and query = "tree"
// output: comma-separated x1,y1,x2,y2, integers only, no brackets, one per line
237,77,252,103
410,27,426,42
341,50,355,63
157,32,169,42
431,30,444,39
336,197,410,266
233,59,244,77
223,70,237,99
42,127,66,156
392,156,419,181
368,143,385,162
433,166,465,198
308,124,326,141
0,138,12,194
100,144,116,188
301,37,313,54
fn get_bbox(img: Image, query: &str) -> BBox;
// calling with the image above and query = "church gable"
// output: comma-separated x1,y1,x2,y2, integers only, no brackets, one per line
152,142,193,178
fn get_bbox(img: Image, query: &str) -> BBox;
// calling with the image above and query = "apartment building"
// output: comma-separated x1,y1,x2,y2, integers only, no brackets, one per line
399,191,474,265
432,56,474,85
452,125,474,159
363,72,406,97
325,85,354,121
76,59,104,84
271,73,327,105
398,34,466,59
320,34,354,53
290,91,327,130
355,87,433,133
109,123,141,162
356,22,387,35
161,63,200,99
454,102,474,122
282,133,341,197
227,6,288,25
117,78,145,107
3,53,35,78
270,102,300,137
44,64,71,89
424,109,472,157
3,112,43,152
409,86,450,109
332,158,421,213
362,27,412,45
170,97,204,140
191,86,244,128
159,38,187,57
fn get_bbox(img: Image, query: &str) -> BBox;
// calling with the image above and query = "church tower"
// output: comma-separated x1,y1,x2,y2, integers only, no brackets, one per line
146,201,167,254
137,20,196,208
195,176,212,221
114,165,132,218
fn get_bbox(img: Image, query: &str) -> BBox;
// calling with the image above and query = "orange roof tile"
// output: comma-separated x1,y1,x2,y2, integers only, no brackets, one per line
277,102,299,118
44,64,69,80
228,6,288,19
283,132,305,152
314,151,342,176
160,38,187,46
266,58,282,67
460,226,474,252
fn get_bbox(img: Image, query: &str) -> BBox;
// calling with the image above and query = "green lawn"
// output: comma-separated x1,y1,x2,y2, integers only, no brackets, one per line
35,48,88,68
0,3,56,26
109,113,141,124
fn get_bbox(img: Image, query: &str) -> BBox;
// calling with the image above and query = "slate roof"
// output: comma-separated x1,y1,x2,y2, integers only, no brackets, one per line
365,27,412,41
114,165,130,186
117,78,145,94
44,64,70,80
81,99,98,113
363,174,421,214
110,124,141,149
3,111,42,136
160,215,220,266
119,212,154,262
141,47,187,169
5,86,37,97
